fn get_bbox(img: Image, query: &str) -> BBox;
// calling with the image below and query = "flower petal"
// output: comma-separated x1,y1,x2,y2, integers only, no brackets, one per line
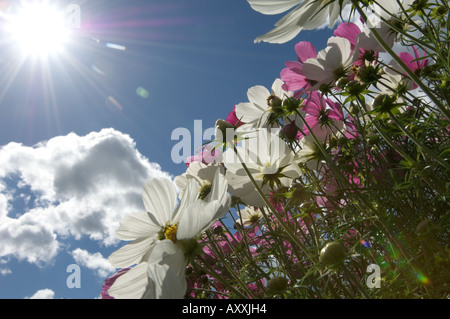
108,236,155,268
115,211,160,241
108,263,149,299
294,41,317,63
143,263,187,299
142,178,178,226
247,0,301,15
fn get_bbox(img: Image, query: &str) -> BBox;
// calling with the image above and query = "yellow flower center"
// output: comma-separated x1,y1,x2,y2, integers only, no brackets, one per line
158,223,178,243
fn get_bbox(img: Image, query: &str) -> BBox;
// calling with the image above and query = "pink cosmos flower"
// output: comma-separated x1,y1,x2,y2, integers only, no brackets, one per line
301,91,345,141
280,41,318,97
398,46,429,89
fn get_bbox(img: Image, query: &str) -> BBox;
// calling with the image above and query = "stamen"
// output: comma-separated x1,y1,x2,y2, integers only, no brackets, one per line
164,224,178,243
158,223,178,243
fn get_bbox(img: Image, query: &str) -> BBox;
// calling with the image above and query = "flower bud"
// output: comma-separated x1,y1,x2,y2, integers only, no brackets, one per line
280,122,299,141
267,276,288,293
212,224,223,235
319,241,346,267
283,97,300,112
267,95,283,111
215,119,234,132
200,275,209,284
372,93,392,110
336,77,350,89
436,5,448,16
215,119,235,144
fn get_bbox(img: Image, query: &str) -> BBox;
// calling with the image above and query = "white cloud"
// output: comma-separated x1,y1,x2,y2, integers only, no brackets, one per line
0,128,173,266
26,289,55,299
71,248,115,278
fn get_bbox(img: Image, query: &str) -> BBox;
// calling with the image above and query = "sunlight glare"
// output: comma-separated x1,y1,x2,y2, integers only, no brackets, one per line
5,2,71,57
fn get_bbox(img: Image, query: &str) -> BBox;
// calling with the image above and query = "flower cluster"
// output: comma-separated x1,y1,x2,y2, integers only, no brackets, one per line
103,0,450,299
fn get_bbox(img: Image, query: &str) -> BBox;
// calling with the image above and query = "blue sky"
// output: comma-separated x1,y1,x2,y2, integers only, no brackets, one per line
0,0,335,299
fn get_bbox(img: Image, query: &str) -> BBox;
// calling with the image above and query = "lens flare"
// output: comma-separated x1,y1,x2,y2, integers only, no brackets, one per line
416,272,430,285
360,239,371,248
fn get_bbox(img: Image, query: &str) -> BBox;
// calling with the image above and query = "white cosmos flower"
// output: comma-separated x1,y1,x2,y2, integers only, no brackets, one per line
236,206,263,227
223,128,301,207
378,70,414,98
108,178,227,299
109,175,227,269
296,135,323,171
370,69,414,113
302,37,359,90
235,79,294,129
357,0,415,52
248,0,350,43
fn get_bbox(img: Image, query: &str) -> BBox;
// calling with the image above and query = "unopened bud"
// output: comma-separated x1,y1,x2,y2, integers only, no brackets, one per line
336,77,350,89
372,93,391,109
267,276,288,293
320,241,347,267
267,95,283,111
215,119,235,143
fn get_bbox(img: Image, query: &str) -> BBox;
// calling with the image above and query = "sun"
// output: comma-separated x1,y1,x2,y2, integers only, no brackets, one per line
3,2,72,58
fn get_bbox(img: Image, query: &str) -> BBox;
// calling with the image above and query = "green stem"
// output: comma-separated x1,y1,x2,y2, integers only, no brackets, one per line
192,258,250,299
341,266,370,299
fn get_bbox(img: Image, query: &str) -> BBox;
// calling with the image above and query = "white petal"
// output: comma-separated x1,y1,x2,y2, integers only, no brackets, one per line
302,58,328,82
225,170,266,207
177,199,221,240
143,263,187,299
328,37,351,61
108,263,148,299
271,78,291,98
206,167,223,201
247,0,301,15
172,179,200,223
247,85,270,110
115,211,160,241
174,174,189,197
235,102,266,125
295,1,329,30
254,17,303,44
142,178,178,226
108,236,155,268
149,240,187,279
